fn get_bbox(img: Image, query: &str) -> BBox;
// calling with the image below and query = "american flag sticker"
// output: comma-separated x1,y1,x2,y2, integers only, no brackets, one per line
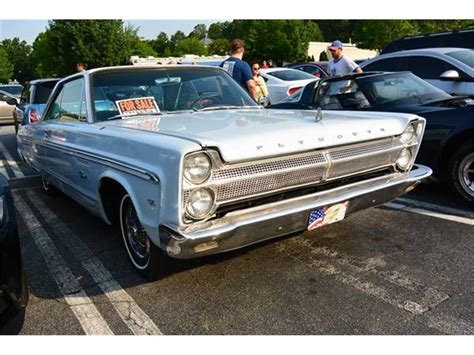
307,201,349,231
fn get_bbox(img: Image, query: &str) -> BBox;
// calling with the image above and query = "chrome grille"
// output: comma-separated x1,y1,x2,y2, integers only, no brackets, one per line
212,152,326,180
183,137,406,208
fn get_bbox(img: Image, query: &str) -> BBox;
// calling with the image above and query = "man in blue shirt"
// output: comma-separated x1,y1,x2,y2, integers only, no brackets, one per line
220,39,258,101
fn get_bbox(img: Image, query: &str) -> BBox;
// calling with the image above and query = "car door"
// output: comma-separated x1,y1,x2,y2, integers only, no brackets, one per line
41,77,87,195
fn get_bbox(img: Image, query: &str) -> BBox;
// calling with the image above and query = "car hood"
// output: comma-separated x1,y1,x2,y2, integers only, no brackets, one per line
107,109,417,163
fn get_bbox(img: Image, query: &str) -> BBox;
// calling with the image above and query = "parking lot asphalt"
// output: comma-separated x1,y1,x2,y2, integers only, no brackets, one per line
1,124,473,335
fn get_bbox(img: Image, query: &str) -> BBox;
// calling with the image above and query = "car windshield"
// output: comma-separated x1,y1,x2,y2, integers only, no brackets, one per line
0,85,23,96
445,49,474,69
316,72,451,110
267,69,315,81
92,67,258,121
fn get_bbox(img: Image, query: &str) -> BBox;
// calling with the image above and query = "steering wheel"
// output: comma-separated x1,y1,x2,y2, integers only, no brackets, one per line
187,94,223,110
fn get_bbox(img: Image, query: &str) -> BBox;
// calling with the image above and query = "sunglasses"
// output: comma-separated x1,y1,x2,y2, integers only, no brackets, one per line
253,67,260,70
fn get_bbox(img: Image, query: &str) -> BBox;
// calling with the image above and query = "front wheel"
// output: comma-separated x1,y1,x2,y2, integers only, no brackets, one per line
448,142,474,204
119,194,170,280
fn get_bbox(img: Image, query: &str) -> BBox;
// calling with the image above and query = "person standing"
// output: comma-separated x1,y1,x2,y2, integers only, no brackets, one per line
220,39,258,101
327,40,362,76
76,63,86,72
252,63,269,102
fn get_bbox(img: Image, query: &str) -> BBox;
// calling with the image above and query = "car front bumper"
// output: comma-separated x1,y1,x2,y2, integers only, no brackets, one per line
160,165,432,259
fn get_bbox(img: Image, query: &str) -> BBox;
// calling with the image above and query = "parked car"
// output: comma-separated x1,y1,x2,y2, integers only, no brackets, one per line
0,90,17,125
6,78,60,133
360,48,474,96
270,71,474,203
0,84,23,98
0,174,28,334
259,68,318,104
286,62,328,79
381,29,474,54
17,65,431,280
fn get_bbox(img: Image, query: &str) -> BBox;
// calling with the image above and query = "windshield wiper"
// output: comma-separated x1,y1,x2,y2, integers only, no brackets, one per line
106,112,163,121
194,105,261,112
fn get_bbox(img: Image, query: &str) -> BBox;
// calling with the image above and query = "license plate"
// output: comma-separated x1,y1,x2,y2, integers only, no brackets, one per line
307,201,349,231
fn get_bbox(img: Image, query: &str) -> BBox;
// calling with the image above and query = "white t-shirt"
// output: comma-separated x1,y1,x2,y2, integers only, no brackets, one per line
327,56,359,76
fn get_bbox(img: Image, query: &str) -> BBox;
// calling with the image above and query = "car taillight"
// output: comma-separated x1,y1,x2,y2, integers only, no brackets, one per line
288,87,302,96
29,109,40,124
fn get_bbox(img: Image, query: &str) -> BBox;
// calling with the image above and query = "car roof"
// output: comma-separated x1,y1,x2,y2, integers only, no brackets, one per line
29,78,61,85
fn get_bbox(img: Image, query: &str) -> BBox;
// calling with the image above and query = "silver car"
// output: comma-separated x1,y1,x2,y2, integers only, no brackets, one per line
17,65,431,280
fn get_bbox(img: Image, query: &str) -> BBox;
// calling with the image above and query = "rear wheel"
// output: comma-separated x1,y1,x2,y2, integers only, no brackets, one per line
448,142,474,204
119,194,170,280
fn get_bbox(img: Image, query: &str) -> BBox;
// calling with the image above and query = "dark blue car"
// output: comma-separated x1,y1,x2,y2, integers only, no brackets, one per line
0,174,28,334
270,71,474,203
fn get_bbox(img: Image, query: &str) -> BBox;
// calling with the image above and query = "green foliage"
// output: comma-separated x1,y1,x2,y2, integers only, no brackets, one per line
208,21,232,40
170,31,186,53
354,20,418,50
150,32,171,56
176,38,208,56
1,38,34,84
0,46,13,83
124,25,157,57
31,32,57,78
208,39,230,56
228,20,324,64
189,24,207,40
314,20,359,43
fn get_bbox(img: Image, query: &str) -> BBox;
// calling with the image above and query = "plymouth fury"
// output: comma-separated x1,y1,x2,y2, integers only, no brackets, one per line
17,66,432,280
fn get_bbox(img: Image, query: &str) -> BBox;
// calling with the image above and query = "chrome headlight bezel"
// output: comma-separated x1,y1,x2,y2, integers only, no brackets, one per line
185,187,216,220
183,152,212,185
396,147,413,171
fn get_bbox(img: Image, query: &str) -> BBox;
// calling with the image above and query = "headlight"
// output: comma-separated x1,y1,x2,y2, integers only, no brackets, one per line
400,124,416,145
396,148,413,171
183,153,212,184
185,188,216,219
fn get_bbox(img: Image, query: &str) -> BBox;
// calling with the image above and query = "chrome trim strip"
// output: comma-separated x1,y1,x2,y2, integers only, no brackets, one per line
38,141,159,183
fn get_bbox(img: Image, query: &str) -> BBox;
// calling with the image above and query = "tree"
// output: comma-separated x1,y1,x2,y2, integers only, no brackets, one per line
176,38,208,56
170,30,186,55
314,20,360,42
208,39,230,55
354,20,418,50
0,46,13,83
208,21,232,40
150,32,171,56
189,24,207,40
1,38,34,83
231,20,324,64
124,25,156,57
31,20,146,76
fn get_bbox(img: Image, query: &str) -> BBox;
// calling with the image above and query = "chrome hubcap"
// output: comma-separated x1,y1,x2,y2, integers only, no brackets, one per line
459,152,474,197
124,200,150,259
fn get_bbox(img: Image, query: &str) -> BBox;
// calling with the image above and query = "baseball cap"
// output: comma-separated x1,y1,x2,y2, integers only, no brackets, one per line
328,40,343,50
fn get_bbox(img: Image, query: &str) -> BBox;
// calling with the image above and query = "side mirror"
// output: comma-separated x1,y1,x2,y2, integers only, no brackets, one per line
6,97,18,106
440,70,460,81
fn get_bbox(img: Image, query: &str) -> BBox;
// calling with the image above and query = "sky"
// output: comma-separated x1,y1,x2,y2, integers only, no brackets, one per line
0,20,227,44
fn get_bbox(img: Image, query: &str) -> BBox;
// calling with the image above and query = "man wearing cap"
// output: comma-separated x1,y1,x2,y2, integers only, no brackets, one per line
327,40,363,76
220,39,258,101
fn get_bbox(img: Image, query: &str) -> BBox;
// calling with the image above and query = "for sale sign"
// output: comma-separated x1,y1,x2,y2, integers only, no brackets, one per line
115,97,160,117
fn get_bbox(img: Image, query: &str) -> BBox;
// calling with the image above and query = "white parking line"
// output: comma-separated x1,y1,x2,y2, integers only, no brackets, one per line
27,190,163,335
395,197,474,219
14,195,114,335
385,202,474,226
0,142,24,178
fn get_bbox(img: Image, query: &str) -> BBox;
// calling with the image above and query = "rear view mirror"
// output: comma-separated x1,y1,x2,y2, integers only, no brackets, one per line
6,97,18,106
440,70,460,81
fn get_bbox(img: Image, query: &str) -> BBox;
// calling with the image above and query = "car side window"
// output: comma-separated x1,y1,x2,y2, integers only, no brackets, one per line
0,92,6,101
44,78,86,122
397,56,466,79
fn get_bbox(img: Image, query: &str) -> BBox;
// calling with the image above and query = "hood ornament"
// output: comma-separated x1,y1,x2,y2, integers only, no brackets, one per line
315,107,323,122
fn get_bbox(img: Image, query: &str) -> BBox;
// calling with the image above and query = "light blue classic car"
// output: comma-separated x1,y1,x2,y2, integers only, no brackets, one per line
17,65,432,280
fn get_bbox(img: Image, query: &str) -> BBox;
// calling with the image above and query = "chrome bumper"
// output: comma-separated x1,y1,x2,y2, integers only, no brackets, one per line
160,165,432,259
